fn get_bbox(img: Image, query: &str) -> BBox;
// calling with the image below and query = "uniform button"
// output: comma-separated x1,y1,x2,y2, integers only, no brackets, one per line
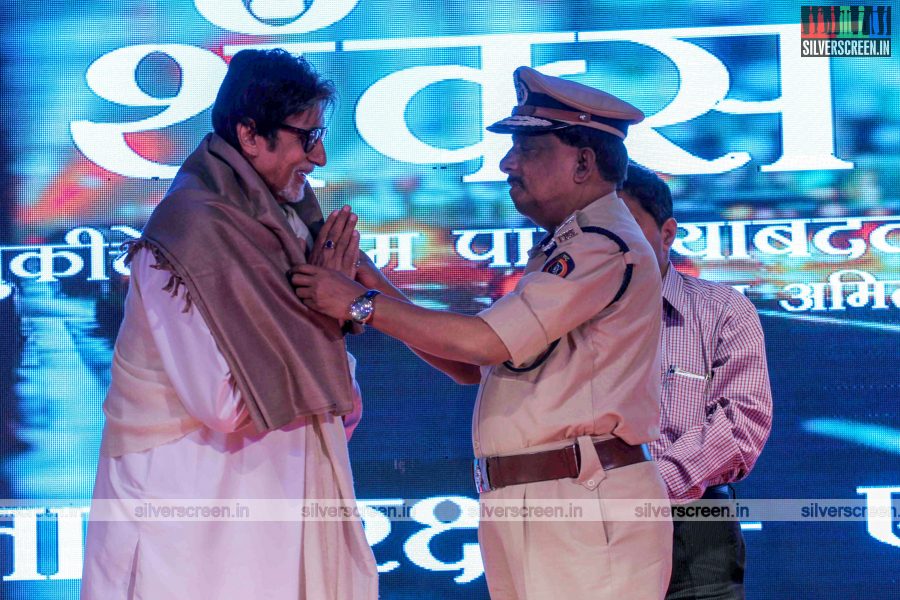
587,479,596,487
473,441,480,449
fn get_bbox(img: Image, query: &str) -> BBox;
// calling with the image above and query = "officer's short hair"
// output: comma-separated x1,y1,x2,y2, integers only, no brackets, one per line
621,162,673,228
212,49,335,150
553,127,629,187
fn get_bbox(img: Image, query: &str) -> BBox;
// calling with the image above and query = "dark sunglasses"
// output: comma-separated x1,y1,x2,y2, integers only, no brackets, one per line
278,124,327,153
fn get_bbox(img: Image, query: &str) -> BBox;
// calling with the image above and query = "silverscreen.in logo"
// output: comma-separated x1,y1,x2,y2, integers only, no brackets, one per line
801,5,892,56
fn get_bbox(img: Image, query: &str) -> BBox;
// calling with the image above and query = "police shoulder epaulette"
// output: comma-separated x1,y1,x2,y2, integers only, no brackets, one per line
552,213,582,246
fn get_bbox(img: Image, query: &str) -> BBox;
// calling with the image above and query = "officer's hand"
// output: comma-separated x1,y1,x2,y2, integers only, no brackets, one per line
290,264,365,320
309,205,360,279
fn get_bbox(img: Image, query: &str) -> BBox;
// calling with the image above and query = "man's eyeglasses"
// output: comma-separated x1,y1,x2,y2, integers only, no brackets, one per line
278,124,327,153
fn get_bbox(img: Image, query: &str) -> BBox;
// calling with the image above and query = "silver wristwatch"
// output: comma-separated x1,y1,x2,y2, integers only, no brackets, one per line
348,289,381,324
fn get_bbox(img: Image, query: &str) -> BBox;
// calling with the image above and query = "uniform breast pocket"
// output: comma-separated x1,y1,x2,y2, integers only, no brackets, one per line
661,366,712,431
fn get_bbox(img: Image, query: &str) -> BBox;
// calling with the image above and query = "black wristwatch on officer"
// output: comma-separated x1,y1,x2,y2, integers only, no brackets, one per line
348,289,381,324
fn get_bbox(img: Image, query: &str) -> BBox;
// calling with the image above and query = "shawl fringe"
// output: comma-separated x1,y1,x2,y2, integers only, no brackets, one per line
122,239,193,313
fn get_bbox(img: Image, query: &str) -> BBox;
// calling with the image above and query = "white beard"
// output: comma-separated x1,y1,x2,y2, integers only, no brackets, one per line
277,174,307,204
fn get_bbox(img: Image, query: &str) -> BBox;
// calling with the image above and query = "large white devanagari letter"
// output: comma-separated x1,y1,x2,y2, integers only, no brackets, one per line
672,222,725,261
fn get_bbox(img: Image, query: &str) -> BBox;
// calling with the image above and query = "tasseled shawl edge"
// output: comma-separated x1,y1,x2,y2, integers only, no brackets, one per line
122,239,194,313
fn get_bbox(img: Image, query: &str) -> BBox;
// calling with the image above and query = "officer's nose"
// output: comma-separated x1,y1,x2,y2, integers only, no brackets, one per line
499,146,516,174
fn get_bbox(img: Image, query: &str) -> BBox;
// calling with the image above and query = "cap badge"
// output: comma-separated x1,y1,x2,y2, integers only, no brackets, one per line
515,79,528,106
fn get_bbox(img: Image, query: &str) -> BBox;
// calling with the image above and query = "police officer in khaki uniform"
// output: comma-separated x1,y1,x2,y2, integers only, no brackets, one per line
292,66,673,599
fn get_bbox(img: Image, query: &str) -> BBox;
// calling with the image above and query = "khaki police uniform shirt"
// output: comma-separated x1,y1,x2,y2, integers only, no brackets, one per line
474,191,662,459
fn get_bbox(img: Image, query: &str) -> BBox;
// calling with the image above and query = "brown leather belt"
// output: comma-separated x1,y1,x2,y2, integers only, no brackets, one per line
474,438,652,494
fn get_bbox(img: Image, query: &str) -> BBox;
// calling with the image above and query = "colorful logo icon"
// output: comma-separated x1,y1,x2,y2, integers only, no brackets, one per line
801,5,892,56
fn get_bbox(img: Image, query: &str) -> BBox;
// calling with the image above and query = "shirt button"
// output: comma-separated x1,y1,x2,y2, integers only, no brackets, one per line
473,441,480,449
587,479,596,487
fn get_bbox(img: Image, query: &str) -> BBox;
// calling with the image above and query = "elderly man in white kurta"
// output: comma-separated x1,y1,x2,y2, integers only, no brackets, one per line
81,49,377,599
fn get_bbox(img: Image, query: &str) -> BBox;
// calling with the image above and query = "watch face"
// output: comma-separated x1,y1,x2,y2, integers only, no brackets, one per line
350,297,374,323
350,290,380,323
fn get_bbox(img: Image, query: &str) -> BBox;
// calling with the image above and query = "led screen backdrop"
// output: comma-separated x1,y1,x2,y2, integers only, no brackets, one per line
1,1,899,598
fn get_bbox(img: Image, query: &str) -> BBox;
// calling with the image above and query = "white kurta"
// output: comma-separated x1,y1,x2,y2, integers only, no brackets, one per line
82,210,377,599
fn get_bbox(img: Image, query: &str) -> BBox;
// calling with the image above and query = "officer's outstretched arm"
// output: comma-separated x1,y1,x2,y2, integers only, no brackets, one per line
291,264,511,370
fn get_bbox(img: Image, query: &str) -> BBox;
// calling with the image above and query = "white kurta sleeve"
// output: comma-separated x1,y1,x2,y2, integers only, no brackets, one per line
133,248,251,432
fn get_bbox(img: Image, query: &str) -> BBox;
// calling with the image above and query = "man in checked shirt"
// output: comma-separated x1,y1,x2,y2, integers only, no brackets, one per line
621,162,773,600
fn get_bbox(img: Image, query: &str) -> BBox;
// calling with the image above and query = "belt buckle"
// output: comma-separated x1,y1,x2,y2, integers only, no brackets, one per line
474,457,493,494
568,443,581,476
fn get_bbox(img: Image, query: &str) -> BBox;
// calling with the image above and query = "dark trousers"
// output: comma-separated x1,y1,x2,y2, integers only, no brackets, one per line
665,485,746,600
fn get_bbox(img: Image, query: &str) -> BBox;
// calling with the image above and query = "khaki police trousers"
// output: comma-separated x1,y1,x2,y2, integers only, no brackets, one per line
478,456,672,599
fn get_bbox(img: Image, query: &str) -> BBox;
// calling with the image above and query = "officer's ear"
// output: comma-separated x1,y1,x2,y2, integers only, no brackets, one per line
573,147,595,183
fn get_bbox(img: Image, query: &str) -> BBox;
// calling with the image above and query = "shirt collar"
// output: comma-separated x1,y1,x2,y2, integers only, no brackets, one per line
526,191,622,259
575,190,624,224
661,264,687,315
281,202,314,248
